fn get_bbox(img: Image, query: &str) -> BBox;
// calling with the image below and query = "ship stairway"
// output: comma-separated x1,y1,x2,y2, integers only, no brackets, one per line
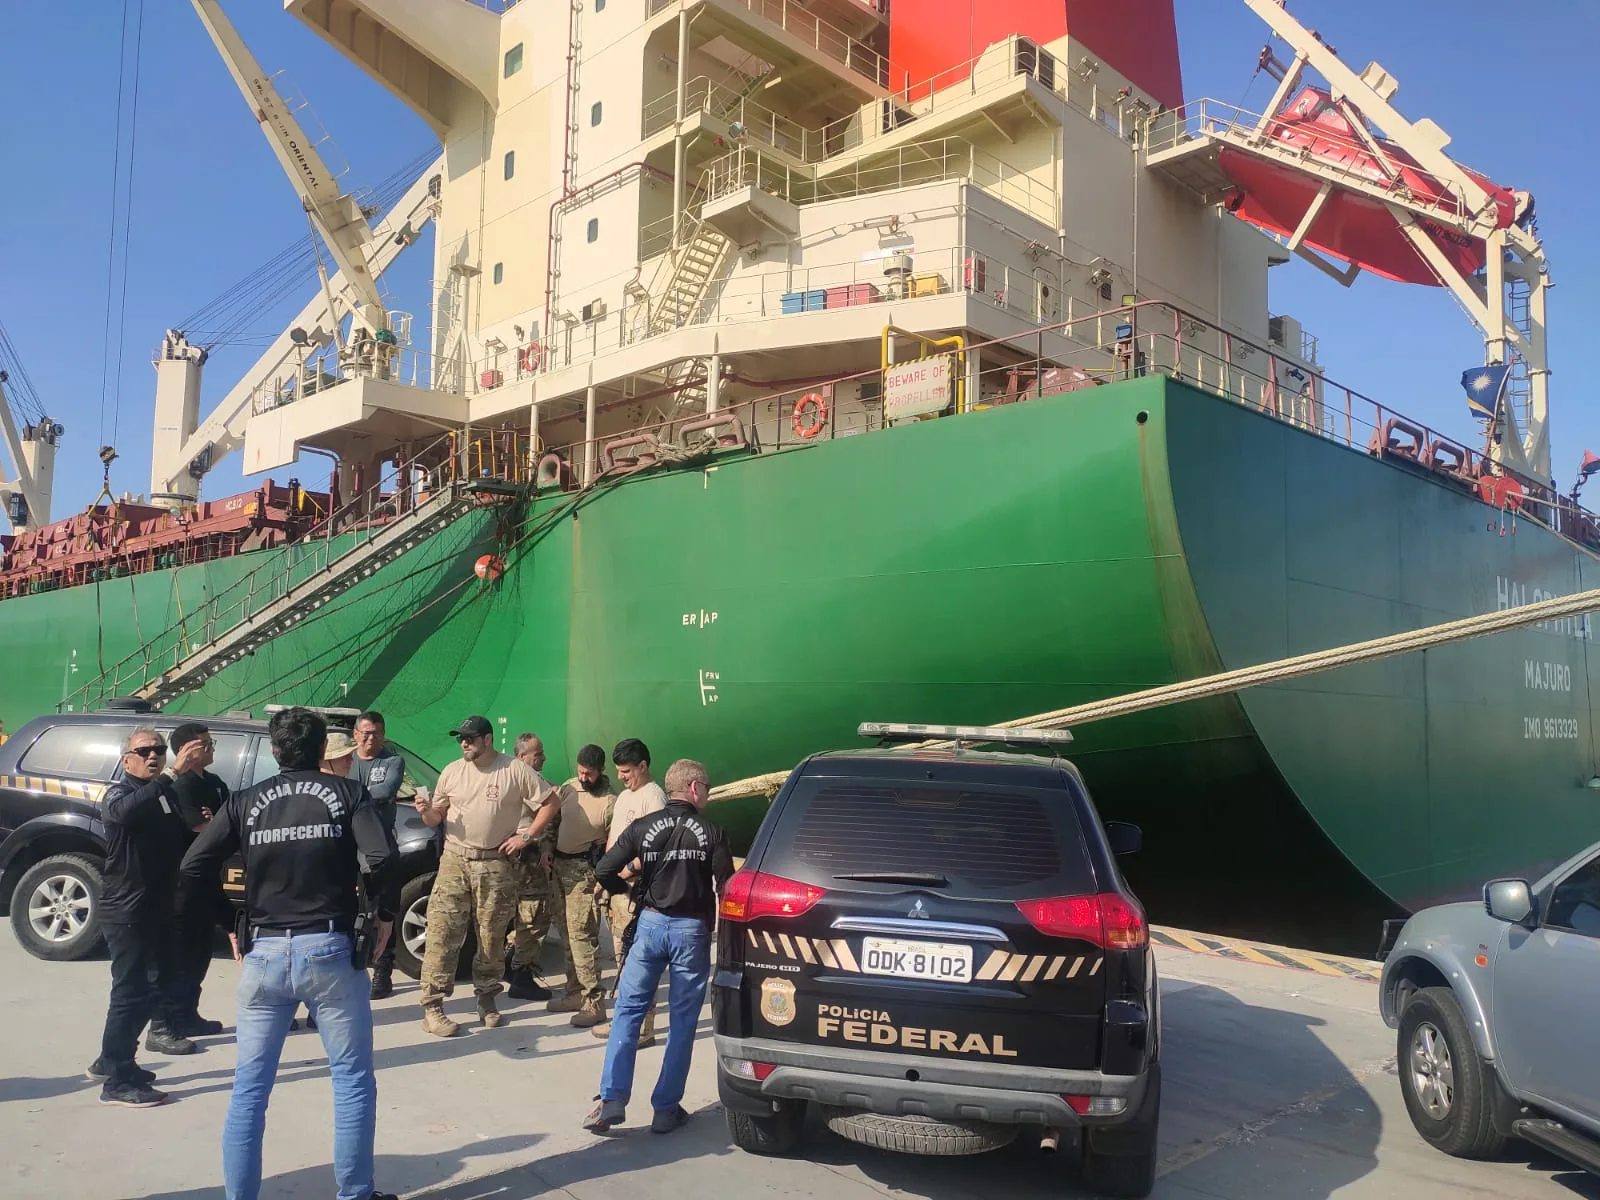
1144,100,1505,243
61,481,482,713
648,215,733,337
1505,275,1534,433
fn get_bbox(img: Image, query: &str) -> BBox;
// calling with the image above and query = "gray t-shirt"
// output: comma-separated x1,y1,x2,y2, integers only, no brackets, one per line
351,748,406,814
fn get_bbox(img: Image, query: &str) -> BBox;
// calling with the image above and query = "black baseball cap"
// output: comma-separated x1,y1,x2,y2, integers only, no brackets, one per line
447,715,494,740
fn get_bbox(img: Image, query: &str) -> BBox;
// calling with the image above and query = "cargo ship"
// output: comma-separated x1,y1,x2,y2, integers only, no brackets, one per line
1,0,1593,951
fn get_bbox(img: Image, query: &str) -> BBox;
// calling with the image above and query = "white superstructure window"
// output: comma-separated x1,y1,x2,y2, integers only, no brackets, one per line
504,44,524,77
586,219,599,243
504,150,516,180
493,263,505,285
590,101,603,127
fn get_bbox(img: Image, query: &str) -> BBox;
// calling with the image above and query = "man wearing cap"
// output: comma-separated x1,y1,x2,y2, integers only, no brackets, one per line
414,716,554,1037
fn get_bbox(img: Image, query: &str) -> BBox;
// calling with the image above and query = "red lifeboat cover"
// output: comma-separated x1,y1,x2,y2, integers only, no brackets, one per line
1217,87,1517,286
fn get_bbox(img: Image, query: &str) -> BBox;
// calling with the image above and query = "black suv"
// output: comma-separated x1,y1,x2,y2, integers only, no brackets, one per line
712,724,1160,1198
0,705,445,977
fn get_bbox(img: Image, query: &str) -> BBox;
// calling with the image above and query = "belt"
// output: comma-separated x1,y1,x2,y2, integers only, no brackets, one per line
446,843,506,862
251,919,352,939
553,847,599,860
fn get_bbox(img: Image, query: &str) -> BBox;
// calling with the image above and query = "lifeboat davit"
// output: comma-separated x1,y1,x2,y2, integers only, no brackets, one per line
1217,87,1525,286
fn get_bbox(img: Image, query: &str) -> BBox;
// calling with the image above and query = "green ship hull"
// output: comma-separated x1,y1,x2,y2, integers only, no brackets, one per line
10,377,1598,949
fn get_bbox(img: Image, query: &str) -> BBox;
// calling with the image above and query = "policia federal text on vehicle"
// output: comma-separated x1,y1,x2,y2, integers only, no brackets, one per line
179,706,400,1200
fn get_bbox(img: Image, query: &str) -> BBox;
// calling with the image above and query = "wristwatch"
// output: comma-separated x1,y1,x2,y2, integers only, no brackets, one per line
159,766,177,783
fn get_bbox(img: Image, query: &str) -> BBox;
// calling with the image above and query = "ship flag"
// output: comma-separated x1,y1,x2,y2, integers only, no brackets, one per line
1581,450,1600,477
1460,363,1510,421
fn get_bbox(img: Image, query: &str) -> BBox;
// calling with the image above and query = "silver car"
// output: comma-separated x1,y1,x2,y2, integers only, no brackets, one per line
1376,839,1600,1177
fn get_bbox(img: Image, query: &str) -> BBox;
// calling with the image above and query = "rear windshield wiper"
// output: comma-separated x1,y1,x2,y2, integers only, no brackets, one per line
834,871,949,886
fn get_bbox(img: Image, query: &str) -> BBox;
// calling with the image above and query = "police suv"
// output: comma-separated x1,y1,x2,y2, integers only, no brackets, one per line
713,723,1160,1198
0,702,444,977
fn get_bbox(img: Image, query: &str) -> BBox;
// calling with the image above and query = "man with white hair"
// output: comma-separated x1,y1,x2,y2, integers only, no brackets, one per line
584,758,734,1134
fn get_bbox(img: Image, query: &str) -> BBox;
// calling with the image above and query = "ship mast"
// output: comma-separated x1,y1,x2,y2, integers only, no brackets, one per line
1239,0,1552,482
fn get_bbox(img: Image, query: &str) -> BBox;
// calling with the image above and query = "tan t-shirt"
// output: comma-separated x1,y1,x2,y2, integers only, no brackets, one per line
605,780,668,850
548,776,617,855
435,752,552,852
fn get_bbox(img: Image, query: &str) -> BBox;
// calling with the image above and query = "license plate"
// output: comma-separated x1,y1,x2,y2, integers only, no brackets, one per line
860,937,972,983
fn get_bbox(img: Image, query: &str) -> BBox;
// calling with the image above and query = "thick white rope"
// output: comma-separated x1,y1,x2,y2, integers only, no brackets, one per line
708,584,1600,802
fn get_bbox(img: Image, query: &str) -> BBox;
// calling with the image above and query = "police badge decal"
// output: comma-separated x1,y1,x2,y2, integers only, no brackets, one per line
760,977,796,1027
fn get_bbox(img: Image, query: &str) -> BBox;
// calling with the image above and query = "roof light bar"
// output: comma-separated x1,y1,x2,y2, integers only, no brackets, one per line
857,722,1073,746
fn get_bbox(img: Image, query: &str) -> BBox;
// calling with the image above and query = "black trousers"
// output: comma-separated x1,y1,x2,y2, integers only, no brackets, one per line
100,922,160,1077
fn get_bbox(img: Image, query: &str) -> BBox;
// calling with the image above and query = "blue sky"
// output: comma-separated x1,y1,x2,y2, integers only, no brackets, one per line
2,0,1597,516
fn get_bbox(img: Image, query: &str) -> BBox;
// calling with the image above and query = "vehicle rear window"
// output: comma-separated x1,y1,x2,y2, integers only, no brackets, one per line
766,777,1096,899
18,725,129,781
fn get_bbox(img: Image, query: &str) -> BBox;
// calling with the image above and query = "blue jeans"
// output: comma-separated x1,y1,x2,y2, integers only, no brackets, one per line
600,909,711,1113
224,930,377,1200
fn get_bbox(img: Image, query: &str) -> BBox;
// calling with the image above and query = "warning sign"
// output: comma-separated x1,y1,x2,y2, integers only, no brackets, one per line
883,354,954,421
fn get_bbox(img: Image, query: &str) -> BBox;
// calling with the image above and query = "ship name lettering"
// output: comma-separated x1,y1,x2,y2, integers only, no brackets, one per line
1523,716,1581,740
1524,660,1572,693
1496,576,1592,641
682,610,719,628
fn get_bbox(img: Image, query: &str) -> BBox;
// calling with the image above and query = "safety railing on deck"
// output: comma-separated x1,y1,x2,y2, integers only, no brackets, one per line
647,0,888,88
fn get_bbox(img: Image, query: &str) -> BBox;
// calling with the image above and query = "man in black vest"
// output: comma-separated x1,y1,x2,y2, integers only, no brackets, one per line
158,722,232,1041
180,706,399,1200
89,726,211,1107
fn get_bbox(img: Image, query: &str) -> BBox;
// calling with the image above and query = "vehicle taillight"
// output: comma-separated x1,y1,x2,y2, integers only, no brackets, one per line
719,868,827,922
1015,893,1147,949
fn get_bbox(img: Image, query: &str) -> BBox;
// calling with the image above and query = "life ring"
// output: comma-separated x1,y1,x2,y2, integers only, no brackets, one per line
517,343,542,374
792,392,827,439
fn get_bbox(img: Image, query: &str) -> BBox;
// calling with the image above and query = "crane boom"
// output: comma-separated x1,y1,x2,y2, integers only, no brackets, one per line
189,0,388,328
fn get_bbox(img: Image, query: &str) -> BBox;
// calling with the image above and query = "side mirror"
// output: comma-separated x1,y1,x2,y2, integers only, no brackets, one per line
1484,878,1534,926
1105,821,1142,856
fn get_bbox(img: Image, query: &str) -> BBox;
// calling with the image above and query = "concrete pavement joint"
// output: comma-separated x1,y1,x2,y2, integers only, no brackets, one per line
1155,1056,1398,1179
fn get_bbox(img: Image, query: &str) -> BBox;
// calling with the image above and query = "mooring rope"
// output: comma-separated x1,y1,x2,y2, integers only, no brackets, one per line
708,584,1600,802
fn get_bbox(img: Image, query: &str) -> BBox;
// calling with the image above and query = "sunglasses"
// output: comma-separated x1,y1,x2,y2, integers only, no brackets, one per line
129,744,167,757
457,733,487,744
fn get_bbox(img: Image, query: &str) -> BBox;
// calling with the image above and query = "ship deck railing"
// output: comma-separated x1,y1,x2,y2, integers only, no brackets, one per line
648,0,889,90
55,426,539,711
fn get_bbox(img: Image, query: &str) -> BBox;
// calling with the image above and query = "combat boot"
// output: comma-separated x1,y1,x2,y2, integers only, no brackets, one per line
477,994,505,1029
369,965,394,1001
421,1002,460,1038
547,991,584,1014
507,967,551,1002
571,996,606,1028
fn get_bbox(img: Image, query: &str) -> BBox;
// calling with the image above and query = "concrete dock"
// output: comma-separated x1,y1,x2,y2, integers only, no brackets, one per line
0,933,1593,1200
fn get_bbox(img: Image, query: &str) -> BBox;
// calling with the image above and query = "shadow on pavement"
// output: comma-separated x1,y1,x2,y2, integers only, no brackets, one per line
135,1132,543,1200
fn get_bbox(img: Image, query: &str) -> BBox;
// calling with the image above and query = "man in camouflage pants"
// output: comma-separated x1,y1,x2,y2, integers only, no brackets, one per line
505,733,554,1001
415,716,553,1037
540,744,615,1028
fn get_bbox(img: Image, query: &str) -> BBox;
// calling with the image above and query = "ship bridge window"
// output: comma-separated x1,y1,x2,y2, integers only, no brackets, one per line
504,44,524,78
586,218,599,243
504,150,515,180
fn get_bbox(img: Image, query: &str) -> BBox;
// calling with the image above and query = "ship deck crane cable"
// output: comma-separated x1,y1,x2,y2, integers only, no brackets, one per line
96,0,147,455
707,586,1600,803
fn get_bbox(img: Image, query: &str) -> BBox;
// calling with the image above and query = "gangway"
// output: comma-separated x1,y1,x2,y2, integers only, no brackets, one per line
61,473,491,713
1144,0,1550,482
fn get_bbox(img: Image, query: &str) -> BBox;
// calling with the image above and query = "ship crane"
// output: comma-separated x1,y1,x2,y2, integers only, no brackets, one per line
1147,0,1552,483
147,1,444,508
189,0,401,371
0,333,63,535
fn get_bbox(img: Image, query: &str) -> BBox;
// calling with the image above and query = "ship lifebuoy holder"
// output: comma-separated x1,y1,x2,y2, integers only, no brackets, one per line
793,392,828,439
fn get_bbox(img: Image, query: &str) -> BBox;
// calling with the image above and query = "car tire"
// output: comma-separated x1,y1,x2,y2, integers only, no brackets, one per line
390,872,484,981
726,1101,807,1156
821,1109,1015,1156
1080,1066,1160,1198
10,854,105,962
1397,986,1506,1159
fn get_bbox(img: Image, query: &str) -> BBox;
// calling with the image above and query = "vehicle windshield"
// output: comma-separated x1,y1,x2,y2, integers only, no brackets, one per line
383,738,438,798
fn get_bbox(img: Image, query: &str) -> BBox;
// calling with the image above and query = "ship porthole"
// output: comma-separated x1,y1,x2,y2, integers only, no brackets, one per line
1136,410,1149,424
